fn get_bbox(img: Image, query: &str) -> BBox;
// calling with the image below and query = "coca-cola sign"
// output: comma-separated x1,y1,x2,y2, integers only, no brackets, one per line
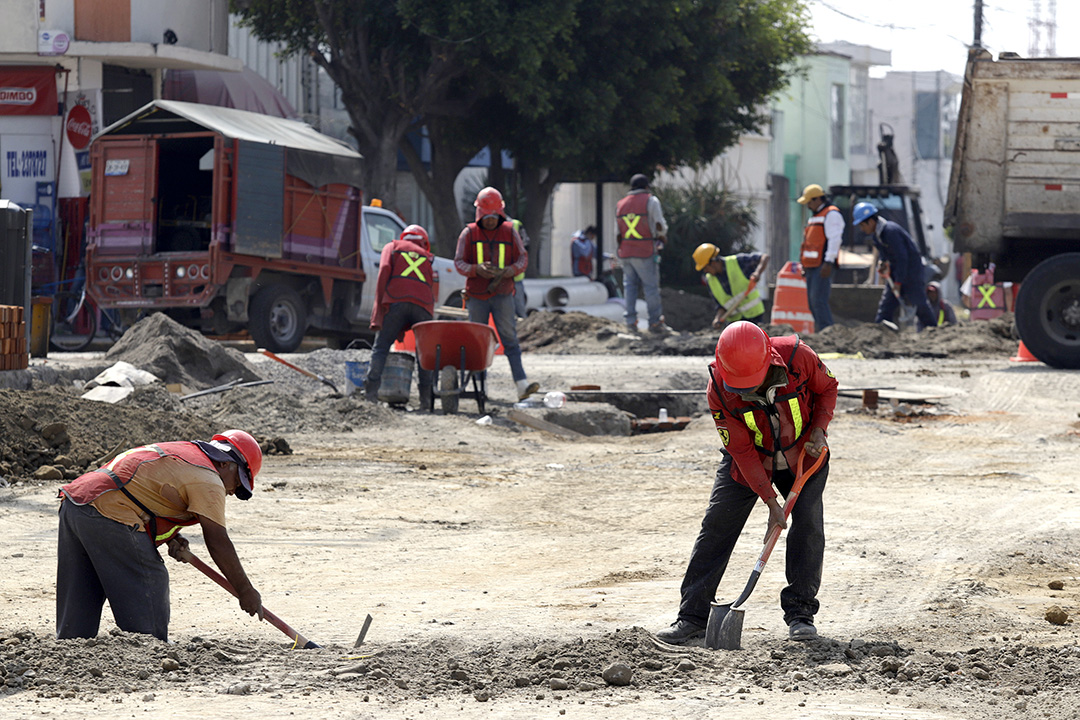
66,104,93,150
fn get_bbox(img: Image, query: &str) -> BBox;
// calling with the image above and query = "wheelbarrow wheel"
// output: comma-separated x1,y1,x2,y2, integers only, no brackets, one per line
439,366,459,414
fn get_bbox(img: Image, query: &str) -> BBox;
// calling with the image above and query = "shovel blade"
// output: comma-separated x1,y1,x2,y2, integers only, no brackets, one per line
705,601,744,650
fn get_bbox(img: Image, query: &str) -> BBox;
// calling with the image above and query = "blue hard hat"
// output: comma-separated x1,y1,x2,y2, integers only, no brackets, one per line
852,202,879,225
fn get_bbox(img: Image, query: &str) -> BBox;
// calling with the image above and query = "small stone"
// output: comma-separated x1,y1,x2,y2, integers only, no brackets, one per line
474,691,490,702
394,679,408,689
450,669,469,682
161,658,180,672
226,683,251,695
791,671,807,681
850,639,866,649
142,694,155,702
577,682,599,691
641,659,665,670
1045,606,1069,625
33,465,64,481
676,660,696,672
549,678,569,690
514,677,531,687
971,668,991,680
552,657,573,670
1048,580,1065,590
602,663,632,686
88,667,104,677
137,670,150,680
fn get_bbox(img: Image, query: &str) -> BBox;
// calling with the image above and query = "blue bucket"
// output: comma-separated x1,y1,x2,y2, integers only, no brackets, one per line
378,352,414,403
344,360,369,396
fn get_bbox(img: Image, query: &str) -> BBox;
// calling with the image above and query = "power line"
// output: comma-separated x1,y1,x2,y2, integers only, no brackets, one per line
813,1,917,30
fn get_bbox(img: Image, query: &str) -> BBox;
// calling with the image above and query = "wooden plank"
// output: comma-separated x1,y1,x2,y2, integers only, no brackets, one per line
506,409,585,438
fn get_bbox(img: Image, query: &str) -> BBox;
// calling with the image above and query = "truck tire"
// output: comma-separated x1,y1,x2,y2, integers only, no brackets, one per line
1015,253,1080,369
249,284,308,353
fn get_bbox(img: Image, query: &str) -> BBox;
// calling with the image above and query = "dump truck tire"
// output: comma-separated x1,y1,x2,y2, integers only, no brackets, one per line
249,284,307,353
1015,253,1080,369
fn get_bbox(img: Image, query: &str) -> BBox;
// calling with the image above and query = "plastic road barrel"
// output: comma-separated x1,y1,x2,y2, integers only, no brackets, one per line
769,261,815,333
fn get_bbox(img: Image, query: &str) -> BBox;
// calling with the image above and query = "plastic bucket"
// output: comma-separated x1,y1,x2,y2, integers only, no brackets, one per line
344,360,369,396
378,352,414,403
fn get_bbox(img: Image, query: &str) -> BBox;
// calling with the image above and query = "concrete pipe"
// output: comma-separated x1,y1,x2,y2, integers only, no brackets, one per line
545,281,610,308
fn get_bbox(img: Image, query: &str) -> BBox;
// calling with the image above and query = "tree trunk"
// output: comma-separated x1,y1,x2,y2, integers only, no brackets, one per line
399,119,483,258
519,163,560,278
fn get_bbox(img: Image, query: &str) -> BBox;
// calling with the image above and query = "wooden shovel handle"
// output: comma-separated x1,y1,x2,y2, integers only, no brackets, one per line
178,548,319,649
258,348,320,381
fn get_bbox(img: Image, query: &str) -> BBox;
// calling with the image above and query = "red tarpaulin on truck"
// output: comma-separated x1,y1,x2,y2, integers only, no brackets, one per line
0,66,58,116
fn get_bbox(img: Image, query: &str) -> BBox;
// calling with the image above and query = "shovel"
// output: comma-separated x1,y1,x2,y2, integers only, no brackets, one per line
258,348,341,395
178,548,321,649
713,278,758,327
705,445,829,650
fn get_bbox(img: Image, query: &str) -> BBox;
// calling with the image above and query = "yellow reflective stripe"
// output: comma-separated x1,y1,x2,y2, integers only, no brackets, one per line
741,410,763,447
155,525,182,543
937,309,945,326
498,243,506,268
476,242,484,265
400,252,427,282
623,214,643,239
977,284,997,308
787,397,803,439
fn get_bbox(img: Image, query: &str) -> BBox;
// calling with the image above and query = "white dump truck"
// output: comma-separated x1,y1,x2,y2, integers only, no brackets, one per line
945,49,1080,368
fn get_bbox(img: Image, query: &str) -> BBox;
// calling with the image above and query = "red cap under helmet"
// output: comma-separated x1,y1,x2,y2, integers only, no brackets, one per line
400,224,430,251
715,321,773,393
474,187,505,221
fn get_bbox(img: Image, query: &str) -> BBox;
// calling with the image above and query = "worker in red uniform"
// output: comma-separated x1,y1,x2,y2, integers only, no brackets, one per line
454,187,539,401
656,321,837,644
366,224,436,408
56,430,264,641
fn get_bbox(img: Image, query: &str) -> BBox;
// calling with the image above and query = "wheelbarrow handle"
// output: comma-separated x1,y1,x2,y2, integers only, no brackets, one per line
178,548,320,649
732,445,829,609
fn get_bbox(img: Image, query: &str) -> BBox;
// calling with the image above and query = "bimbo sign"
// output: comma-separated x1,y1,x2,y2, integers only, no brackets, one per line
0,88,37,105
0,67,57,116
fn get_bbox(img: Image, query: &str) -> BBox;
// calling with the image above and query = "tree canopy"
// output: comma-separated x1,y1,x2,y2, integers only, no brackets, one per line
231,0,811,255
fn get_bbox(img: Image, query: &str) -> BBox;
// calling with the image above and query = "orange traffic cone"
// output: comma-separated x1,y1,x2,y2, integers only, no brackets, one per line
1009,340,1039,362
769,261,815,333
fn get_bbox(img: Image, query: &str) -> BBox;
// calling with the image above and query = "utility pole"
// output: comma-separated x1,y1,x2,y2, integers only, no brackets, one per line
1028,0,1057,57
973,0,984,48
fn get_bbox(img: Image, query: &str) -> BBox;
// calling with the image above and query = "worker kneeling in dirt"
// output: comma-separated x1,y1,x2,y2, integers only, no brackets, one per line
56,430,264,641
366,224,436,407
656,322,837,644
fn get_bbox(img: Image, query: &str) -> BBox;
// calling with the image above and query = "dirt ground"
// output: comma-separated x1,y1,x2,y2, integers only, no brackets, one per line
1,311,1079,719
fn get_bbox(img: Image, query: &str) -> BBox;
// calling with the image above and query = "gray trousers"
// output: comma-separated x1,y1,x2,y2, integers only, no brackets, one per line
56,500,171,641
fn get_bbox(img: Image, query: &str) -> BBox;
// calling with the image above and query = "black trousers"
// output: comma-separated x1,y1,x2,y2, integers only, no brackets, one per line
56,500,171,641
677,452,827,627
367,302,434,397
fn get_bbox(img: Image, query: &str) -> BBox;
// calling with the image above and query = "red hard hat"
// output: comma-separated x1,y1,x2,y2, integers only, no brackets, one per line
212,429,262,497
474,187,505,221
715,321,773,393
400,224,430,251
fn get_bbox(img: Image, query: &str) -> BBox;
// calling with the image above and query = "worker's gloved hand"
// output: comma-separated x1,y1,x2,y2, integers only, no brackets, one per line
166,534,190,561
238,586,263,620
878,260,890,276
765,497,787,543
804,427,828,458
819,262,833,279
476,263,498,279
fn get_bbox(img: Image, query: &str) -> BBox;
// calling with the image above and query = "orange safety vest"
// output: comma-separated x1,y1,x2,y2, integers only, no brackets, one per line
616,192,655,259
800,205,838,269
384,240,435,311
60,442,219,546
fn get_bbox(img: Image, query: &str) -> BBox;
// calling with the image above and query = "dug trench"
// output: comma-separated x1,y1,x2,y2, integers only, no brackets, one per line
1,308,1078,718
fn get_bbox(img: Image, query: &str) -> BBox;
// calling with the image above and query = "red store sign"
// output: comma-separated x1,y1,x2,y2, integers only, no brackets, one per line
0,66,59,116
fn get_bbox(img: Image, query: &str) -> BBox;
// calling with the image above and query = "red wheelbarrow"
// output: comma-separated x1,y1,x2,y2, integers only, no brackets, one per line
412,320,499,414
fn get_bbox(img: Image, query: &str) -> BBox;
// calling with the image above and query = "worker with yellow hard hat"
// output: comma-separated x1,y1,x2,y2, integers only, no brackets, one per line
692,243,769,329
796,183,844,331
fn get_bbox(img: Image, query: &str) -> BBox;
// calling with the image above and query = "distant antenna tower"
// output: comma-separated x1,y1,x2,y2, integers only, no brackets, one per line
1028,0,1057,57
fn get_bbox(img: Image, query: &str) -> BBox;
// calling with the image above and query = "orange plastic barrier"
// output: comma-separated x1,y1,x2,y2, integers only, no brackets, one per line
769,261,815,333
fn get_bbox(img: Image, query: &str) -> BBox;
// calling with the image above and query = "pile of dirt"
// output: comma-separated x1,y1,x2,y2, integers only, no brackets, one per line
0,386,215,482
3,625,1075,714
659,288,716,332
106,313,262,390
805,314,1018,359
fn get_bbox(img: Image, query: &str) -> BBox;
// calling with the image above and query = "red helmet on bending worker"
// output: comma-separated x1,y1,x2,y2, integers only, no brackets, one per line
474,187,506,221
400,224,430,251
211,429,262,499
715,321,773,394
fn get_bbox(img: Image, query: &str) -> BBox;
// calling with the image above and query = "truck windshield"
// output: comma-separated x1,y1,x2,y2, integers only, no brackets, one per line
365,212,404,254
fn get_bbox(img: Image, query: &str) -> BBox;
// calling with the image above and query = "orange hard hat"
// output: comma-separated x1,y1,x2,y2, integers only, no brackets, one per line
715,321,773,393
211,429,262,499
474,187,505,221
400,224,430,251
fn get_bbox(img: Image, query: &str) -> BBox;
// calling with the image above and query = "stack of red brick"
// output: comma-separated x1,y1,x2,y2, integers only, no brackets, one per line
0,305,29,371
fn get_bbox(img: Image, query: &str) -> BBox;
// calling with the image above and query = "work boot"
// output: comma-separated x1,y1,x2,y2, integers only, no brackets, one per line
418,386,434,412
788,619,817,640
654,619,705,645
648,321,674,335
516,378,540,401
364,385,380,403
